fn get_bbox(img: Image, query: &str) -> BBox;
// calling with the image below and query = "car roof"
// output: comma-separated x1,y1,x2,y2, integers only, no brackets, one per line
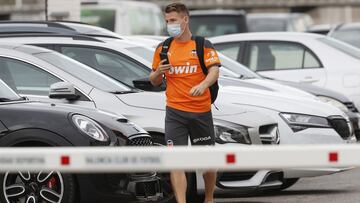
0,35,152,68
247,13,304,19
209,32,325,43
190,9,246,16
0,21,123,39
82,0,160,8
57,21,124,39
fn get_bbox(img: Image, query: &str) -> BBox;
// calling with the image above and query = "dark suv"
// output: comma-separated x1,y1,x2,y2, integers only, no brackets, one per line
0,80,168,203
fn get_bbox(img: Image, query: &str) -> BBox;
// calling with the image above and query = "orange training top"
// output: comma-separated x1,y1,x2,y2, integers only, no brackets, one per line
152,37,221,113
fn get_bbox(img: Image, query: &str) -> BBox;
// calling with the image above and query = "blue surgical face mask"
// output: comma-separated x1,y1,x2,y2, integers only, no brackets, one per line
167,23,183,38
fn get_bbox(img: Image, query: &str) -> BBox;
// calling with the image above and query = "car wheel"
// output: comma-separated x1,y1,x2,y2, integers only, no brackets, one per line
280,178,299,190
0,171,76,203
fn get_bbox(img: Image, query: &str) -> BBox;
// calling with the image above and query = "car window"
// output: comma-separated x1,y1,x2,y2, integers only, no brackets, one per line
60,46,150,88
126,46,155,62
247,18,287,32
190,15,247,37
214,43,241,61
247,42,321,71
304,51,320,68
0,57,61,96
0,79,20,100
218,54,260,79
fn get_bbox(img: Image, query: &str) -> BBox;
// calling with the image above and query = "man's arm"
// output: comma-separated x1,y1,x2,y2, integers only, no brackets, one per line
189,65,219,96
150,59,171,86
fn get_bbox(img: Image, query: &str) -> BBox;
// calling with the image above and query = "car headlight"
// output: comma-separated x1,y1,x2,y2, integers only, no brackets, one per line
214,120,251,144
72,115,109,142
280,113,331,132
317,96,349,113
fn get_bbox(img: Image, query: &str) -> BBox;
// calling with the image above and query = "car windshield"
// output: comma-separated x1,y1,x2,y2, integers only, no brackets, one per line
247,18,287,32
0,79,21,102
331,29,360,49
318,37,360,60
33,52,131,93
126,46,155,62
190,15,247,37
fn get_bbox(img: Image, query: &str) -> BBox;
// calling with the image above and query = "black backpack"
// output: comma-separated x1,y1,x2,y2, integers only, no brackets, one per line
160,36,219,104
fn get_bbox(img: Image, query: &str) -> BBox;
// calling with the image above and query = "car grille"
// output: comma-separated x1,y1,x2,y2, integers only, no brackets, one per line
328,116,352,139
128,136,153,146
259,124,280,145
344,102,358,113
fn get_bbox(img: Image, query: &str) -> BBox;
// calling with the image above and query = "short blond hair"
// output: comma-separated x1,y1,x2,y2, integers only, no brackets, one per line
165,2,189,16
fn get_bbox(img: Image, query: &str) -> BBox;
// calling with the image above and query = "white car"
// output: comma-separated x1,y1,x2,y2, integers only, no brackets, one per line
0,33,354,193
210,32,360,109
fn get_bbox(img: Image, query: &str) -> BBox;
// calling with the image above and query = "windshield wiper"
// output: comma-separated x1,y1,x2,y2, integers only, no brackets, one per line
0,97,25,102
111,90,139,94
0,98,11,102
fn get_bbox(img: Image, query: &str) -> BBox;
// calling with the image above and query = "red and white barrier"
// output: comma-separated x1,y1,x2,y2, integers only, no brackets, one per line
0,144,358,172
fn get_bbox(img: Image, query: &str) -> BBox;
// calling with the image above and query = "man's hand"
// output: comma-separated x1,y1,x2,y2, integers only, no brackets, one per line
189,65,219,97
189,83,207,96
150,59,171,86
156,59,171,75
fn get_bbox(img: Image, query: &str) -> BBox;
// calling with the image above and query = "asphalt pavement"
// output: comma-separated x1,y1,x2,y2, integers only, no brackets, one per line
215,168,360,203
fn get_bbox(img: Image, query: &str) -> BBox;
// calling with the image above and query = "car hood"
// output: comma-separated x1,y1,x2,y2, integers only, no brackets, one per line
0,101,148,137
117,87,345,118
276,80,352,103
116,91,249,116
116,91,277,128
218,86,347,118
219,77,316,99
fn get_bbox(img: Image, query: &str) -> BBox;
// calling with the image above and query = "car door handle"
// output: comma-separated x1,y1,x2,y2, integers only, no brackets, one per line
300,77,319,83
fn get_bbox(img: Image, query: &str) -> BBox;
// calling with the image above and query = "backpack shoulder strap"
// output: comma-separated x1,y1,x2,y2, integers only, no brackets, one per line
195,36,208,75
160,37,174,61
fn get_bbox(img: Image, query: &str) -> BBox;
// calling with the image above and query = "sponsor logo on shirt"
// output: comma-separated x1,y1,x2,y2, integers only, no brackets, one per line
190,49,197,57
193,136,212,144
206,50,218,63
168,62,198,75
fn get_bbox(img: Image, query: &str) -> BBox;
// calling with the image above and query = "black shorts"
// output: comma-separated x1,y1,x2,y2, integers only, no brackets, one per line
165,106,215,146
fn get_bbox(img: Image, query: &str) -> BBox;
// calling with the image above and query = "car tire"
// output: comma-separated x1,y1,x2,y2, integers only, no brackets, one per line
0,130,78,203
0,172,76,203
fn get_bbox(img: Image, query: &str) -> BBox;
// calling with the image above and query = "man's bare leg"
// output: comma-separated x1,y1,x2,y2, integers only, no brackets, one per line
203,171,216,203
171,170,187,203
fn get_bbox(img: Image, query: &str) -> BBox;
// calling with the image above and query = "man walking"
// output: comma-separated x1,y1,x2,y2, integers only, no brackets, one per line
150,2,221,203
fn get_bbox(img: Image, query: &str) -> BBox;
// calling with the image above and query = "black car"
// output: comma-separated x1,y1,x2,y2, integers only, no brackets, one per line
0,80,167,203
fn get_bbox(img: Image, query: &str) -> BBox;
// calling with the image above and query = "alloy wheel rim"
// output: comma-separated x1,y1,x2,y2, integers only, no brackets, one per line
3,171,64,203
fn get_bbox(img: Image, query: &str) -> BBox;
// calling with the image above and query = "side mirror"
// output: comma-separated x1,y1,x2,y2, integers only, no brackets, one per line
133,77,166,92
49,82,80,100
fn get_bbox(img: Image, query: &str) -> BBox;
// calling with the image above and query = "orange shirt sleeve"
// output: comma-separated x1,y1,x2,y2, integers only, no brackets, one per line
152,43,163,72
203,40,221,69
